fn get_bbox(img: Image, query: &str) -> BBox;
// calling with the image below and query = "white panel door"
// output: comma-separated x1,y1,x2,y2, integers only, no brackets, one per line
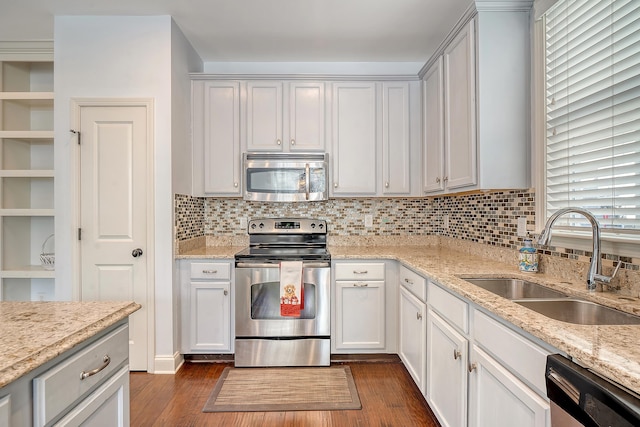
246,81,283,151
423,57,445,193
204,81,241,194
382,82,411,195
79,105,148,371
444,19,477,189
289,82,325,151
331,82,377,195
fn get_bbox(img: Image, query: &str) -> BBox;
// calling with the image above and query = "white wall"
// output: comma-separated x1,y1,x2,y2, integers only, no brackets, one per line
54,15,199,372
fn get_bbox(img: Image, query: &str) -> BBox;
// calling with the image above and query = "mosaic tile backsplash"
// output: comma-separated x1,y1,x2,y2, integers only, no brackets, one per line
174,190,639,273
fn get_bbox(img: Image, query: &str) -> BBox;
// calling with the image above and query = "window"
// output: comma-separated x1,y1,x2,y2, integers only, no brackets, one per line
543,0,640,235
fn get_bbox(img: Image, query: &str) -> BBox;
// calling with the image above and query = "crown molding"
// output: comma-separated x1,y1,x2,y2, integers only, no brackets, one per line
0,41,53,60
189,73,421,81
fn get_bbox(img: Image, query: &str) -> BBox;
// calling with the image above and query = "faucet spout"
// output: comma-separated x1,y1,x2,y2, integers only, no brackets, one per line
537,207,615,292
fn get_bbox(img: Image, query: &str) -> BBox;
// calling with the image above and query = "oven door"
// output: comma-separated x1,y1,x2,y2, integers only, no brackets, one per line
235,262,330,338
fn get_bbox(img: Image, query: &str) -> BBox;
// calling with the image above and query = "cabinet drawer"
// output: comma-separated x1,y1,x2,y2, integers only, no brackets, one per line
190,262,231,280
399,265,426,302
33,324,129,426
334,262,385,280
428,282,468,333
473,309,550,396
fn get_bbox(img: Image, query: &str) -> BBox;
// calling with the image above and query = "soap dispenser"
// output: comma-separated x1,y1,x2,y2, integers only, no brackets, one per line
519,236,538,273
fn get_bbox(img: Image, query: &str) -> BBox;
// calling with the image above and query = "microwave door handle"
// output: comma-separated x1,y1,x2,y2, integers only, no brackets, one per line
305,163,310,200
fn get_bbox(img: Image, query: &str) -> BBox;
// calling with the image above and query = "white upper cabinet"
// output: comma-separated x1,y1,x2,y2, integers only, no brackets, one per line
331,82,378,195
246,81,283,151
288,82,325,151
423,57,445,193
382,82,411,195
202,81,241,195
443,19,477,190
246,81,325,152
421,7,531,194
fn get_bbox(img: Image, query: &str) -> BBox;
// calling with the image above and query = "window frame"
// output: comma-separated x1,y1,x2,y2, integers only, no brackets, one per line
533,2,640,258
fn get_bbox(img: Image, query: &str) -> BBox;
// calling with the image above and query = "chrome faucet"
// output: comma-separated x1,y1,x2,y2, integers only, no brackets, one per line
537,207,621,292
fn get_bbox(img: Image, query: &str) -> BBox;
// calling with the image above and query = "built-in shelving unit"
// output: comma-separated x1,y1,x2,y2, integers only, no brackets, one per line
0,46,55,301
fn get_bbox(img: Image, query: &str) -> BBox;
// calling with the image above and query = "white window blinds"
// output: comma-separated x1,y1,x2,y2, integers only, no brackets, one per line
545,0,640,233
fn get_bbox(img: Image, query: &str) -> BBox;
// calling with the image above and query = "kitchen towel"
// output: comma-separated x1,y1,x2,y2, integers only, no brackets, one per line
280,261,303,317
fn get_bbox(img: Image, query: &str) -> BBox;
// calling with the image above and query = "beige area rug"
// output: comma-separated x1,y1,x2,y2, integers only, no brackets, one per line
203,366,362,412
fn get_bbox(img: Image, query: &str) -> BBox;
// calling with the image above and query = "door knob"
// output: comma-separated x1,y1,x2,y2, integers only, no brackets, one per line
132,248,143,258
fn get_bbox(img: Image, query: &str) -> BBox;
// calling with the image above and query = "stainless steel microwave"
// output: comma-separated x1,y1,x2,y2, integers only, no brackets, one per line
243,153,328,202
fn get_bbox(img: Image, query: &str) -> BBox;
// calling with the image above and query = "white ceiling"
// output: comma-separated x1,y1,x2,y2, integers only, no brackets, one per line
0,0,473,63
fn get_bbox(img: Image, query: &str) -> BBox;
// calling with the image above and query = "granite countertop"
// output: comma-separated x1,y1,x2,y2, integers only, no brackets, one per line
0,301,140,389
178,243,640,395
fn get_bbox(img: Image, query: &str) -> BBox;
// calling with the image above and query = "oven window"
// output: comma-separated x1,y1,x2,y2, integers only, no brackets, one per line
247,168,305,193
251,282,317,319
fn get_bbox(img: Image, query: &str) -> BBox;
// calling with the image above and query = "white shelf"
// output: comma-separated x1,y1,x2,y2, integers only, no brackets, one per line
0,91,53,100
0,267,54,279
0,209,54,216
0,169,54,177
0,131,54,139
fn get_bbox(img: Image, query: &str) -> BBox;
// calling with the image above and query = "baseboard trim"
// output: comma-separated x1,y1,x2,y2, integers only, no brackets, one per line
153,352,184,374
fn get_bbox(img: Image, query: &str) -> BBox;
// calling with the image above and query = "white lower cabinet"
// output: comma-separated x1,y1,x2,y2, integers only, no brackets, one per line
181,260,233,353
426,309,468,427
335,280,385,350
468,345,550,427
398,266,427,394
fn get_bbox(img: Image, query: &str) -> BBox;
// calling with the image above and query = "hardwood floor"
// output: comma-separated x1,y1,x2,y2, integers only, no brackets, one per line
130,357,441,426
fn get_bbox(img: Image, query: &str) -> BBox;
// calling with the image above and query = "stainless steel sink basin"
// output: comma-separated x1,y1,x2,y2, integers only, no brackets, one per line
461,277,569,299
515,299,640,325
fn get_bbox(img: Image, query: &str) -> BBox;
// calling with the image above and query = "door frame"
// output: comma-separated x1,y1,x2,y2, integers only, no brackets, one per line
70,98,155,372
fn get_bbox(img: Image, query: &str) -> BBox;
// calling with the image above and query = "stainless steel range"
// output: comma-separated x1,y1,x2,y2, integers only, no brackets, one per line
234,218,330,367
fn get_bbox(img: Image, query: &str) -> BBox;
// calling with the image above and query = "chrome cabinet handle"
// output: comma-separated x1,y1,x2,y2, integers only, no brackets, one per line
436,177,440,183
224,290,228,296
444,176,449,182
81,355,111,380
132,248,143,257
385,182,389,188
404,278,414,285
202,270,218,274
453,350,461,360
353,270,369,275
291,139,295,146
353,283,369,287
468,362,477,373
277,139,281,145
416,312,423,320
334,182,338,188
234,182,238,188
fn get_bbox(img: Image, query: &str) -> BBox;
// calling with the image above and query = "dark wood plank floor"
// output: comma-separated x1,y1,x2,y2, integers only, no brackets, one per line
130,357,441,426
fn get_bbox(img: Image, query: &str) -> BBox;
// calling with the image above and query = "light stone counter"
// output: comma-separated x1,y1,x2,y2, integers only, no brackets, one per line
179,241,640,395
0,301,140,388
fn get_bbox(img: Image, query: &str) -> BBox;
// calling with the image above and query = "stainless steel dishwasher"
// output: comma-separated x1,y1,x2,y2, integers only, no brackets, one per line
546,354,640,426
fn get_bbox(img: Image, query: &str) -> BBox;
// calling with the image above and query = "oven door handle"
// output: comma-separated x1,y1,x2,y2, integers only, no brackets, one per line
236,261,330,269
305,163,310,200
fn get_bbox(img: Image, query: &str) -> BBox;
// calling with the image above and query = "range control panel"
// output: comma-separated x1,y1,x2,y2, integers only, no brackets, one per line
248,218,327,234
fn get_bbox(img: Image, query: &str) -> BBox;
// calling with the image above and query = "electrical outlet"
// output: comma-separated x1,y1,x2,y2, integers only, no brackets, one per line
365,215,373,228
443,214,449,229
240,217,248,229
517,217,527,236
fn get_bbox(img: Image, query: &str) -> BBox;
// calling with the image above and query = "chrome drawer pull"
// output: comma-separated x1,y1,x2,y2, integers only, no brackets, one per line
80,355,111,380
353,270,368,275
404,278,414,285
202,270,218,274
353,283,369,287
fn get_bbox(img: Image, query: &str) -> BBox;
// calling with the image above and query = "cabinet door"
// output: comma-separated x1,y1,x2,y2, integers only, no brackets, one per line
203,81,241,194
331,82,377,195
189,281,231,352
289,82,325,151
399,286,427,393
426,310,467,427
443,19,477,190
382,82,411,195
468,345,550,427
53,366,129,427
423,58,445,193
246,81,283,151
335,280,385,350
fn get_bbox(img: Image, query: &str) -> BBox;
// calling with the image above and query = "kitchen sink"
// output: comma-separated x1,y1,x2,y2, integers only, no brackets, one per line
461,277,569,299
515,299,640,325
